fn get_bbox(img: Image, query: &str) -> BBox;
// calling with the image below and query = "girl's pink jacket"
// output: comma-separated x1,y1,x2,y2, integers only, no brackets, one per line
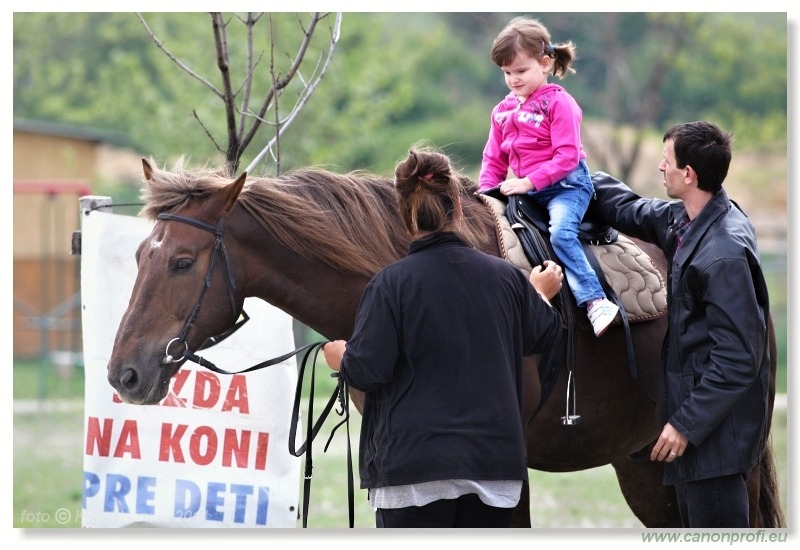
479,83,586,192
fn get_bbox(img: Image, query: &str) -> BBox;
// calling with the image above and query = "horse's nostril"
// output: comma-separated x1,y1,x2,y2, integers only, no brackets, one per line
119,368,139,391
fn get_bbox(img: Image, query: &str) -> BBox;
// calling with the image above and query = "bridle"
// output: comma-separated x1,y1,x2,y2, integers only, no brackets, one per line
154,211,355,528
156,212,239,368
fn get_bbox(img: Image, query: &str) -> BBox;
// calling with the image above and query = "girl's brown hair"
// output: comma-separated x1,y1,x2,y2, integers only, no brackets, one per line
491,16,576,79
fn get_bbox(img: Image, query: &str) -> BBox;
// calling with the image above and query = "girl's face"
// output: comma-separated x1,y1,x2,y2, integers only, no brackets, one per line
501,50,551,102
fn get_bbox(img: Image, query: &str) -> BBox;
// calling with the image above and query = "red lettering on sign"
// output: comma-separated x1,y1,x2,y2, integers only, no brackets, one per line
163,370,191,407
255,432,269,470
158,422,270,469
85,416,114,456
85,417,141,460
189,425,217,466
193,371,220,408
222,428,250,468
159,422,188,463
113,419,141,459
222,375,249,413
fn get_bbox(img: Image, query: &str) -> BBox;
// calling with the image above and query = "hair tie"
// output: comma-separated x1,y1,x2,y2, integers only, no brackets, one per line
548,42,555,54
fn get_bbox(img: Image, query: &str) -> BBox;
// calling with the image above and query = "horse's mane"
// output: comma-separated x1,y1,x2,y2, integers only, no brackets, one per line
139,160,489,277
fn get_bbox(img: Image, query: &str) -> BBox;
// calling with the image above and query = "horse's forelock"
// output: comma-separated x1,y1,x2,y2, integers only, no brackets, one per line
139,162,235,220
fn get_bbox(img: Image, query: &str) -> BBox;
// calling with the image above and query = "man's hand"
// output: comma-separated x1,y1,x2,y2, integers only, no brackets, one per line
650,422,688,462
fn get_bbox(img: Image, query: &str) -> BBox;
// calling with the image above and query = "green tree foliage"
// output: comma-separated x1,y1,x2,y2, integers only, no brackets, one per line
666,13,787,151
13,12,787,175
14,13,218,161
274,13,497,175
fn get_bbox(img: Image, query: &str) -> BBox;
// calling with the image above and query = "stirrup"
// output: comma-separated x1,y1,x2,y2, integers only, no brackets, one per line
561,370,580,425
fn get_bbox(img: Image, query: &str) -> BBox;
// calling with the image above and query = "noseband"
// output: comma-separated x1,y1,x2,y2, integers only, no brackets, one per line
156,212,238,366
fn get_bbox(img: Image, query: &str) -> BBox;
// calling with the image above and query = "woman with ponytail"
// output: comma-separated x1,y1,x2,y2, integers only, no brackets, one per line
323,147,564,528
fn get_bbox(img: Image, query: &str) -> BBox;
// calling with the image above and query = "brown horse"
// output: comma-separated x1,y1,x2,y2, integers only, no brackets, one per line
106,158,784,528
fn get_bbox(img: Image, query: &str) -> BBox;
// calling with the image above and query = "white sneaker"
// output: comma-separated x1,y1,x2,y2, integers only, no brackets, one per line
587,298,619,337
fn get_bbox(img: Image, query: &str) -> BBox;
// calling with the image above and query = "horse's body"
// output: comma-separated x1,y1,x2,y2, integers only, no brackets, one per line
107,159,783,527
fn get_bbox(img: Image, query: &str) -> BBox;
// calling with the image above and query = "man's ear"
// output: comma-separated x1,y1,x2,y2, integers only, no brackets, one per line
685,165,697,184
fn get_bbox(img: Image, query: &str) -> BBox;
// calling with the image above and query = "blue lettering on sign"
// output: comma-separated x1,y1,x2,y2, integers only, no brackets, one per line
83,471,271,525
104,473,132,512
257,486,269,525
206,482,226,522
230,484,253,523
83,471,100,508
174,479,270,525
136,476,157,515
174,479,202,519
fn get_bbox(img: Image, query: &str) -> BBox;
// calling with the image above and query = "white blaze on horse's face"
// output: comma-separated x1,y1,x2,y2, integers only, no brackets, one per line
151,238,164,250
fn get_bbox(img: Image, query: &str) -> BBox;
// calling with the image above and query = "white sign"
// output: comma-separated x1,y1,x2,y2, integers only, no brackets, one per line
80,207,300,527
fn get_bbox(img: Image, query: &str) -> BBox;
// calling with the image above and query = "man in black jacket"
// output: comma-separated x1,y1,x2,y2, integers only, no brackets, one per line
589,121,771,527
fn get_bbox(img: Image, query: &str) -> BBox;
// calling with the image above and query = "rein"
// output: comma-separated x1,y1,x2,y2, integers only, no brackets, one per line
155,212,355,528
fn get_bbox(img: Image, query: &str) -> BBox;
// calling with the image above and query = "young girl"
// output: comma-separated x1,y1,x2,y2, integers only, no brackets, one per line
479,16,618,337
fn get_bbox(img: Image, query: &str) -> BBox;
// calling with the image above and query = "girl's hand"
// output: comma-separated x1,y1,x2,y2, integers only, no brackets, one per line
500,177,534,195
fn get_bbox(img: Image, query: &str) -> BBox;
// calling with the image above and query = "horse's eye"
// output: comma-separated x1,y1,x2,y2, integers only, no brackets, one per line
175,258,193,272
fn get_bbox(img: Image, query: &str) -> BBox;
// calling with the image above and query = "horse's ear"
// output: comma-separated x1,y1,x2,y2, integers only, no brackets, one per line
221,172,247,215
142,158,154,181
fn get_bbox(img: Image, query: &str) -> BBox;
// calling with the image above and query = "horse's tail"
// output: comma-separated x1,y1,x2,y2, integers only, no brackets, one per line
755,439,786,527
756,315,785,528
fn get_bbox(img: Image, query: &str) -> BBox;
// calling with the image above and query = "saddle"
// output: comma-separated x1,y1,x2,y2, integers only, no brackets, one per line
482,189,667,322
479,187,667,422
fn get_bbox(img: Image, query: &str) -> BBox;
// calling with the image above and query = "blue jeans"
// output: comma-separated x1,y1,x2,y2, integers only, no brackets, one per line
674,473,749,527
528,160,604,307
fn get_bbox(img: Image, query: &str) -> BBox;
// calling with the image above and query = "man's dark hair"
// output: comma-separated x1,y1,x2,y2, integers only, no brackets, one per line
663,121,732,194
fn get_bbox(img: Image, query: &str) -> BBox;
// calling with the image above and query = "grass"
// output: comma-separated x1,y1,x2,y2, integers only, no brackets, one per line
12,387,788,529
13,357,85,401
13,406,85,528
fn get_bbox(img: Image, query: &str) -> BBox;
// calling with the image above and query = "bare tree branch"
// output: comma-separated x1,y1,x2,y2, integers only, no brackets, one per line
239,13,328,158
136,13,223,97
246,12,342,173
141,11,340,174
209,13,243,169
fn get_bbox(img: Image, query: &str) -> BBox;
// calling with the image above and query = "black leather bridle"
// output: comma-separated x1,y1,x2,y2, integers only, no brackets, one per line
154,211,355,528
156,212,239,368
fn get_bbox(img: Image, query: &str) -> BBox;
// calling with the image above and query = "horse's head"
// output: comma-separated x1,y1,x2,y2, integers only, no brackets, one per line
106,159,248,404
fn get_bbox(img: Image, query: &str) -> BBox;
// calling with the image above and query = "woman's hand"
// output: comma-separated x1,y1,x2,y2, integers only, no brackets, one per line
529,260,563,303
322,340,347,372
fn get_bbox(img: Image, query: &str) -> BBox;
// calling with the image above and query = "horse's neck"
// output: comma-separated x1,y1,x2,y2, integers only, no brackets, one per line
231,206,371,341
230,194,500,341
